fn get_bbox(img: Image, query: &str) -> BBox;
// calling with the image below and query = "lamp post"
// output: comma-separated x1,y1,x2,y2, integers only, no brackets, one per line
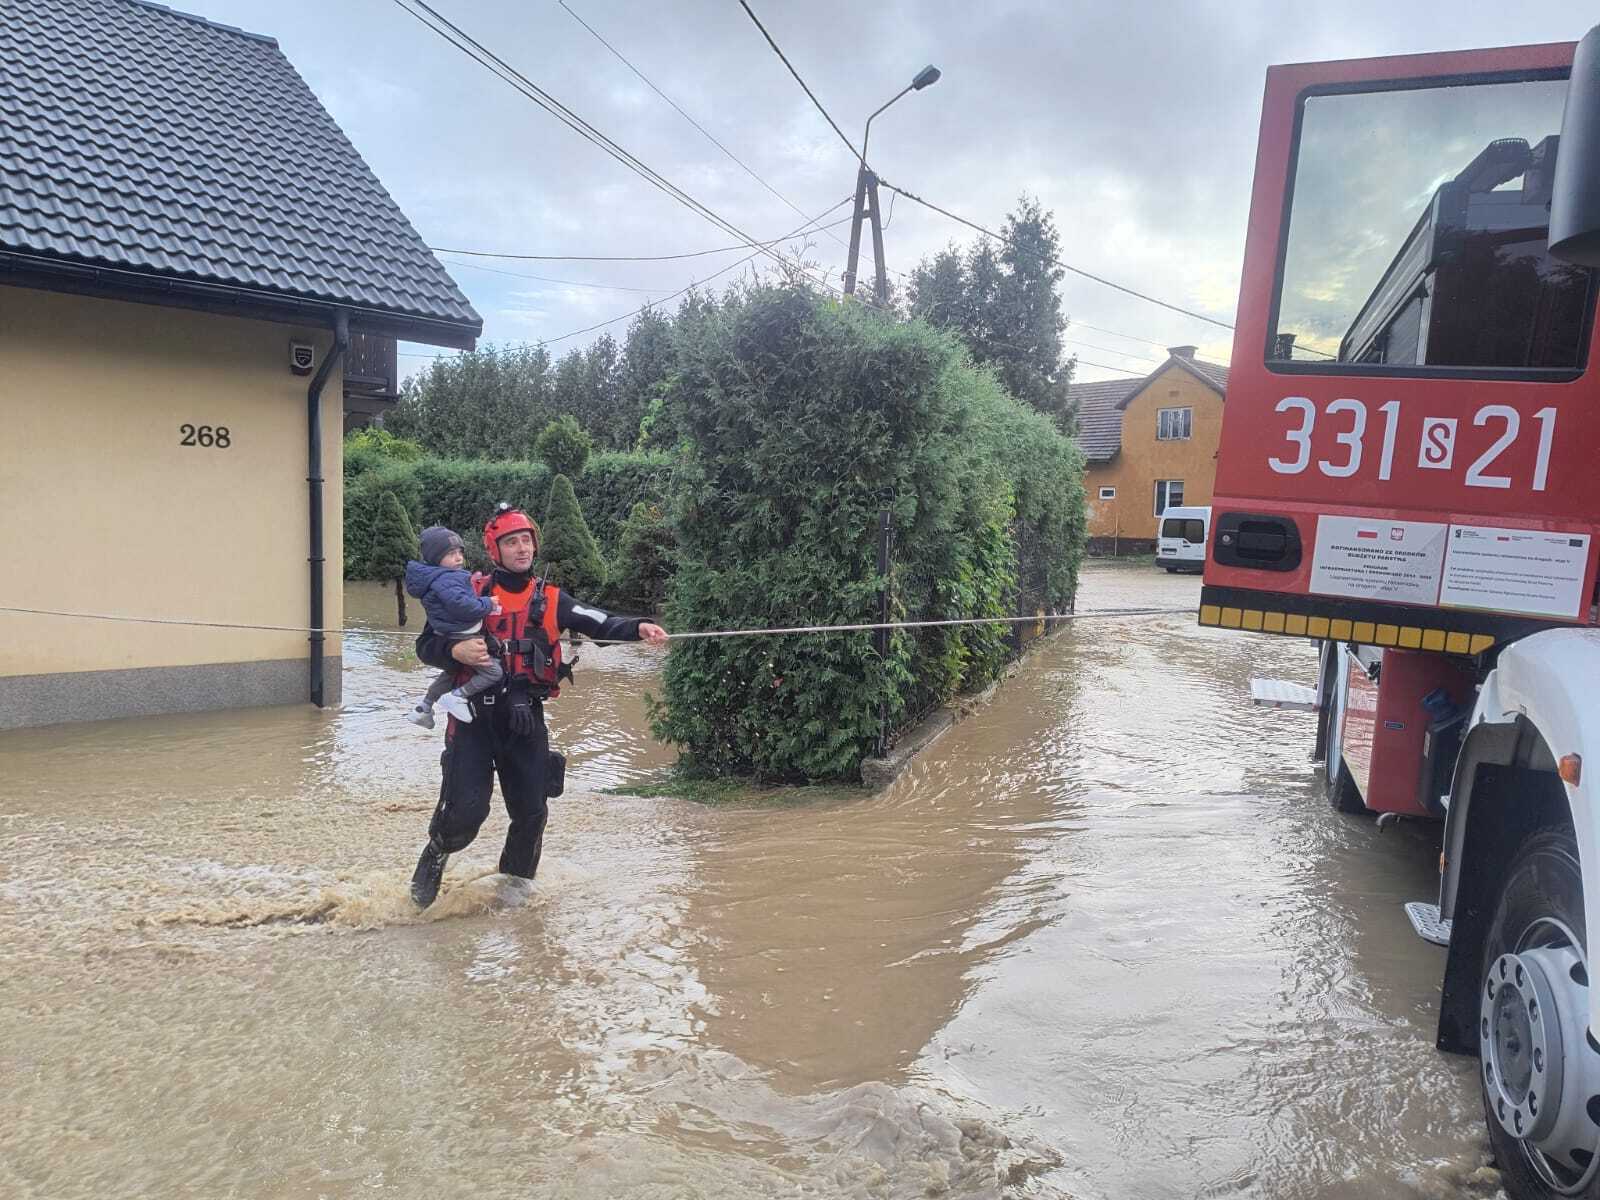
843,65,940,303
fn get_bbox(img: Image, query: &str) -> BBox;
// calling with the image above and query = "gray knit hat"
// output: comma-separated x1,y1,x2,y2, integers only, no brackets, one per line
419,525,464,566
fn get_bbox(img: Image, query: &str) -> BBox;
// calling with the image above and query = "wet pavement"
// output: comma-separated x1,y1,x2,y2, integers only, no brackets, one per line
0,564,1501,1198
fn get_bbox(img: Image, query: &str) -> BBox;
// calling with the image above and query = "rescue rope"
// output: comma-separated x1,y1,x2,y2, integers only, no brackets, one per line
0,604,1194,641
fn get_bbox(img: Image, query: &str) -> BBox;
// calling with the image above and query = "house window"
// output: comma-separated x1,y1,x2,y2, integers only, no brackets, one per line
1098,486,1116,500
1157,407,1192,440
1154,480,1184,516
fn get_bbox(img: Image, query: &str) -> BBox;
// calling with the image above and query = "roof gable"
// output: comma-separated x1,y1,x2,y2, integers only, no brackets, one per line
1070,352,1228,463
1115,355,1229,410
0,0,481,345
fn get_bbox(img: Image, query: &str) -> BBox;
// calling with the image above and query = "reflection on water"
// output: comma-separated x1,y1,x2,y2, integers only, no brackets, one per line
0,571,1493,1198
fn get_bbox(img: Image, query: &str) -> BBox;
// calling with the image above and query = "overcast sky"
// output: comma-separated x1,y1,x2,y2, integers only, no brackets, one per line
180,0,1594,383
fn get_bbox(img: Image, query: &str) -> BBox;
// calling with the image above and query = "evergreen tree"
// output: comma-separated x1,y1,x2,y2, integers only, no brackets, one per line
538,474,606,599
608,501,676,613
369,489,418,626
386,344,555,459
909,195,1075,426
535,414,593,479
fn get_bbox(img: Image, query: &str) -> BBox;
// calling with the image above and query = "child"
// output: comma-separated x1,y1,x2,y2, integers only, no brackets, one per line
404,525,503,728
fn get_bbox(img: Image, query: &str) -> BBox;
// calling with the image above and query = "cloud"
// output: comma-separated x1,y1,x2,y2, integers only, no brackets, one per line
188,0,1591,381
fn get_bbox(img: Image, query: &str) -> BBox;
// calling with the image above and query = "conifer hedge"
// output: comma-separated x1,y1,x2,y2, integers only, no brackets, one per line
649,285,1084,782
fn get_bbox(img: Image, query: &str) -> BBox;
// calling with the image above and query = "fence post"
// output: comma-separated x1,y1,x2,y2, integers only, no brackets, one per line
875,505,892,756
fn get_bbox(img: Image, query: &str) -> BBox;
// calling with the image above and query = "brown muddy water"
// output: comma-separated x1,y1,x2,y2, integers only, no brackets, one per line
0,564,1501,1199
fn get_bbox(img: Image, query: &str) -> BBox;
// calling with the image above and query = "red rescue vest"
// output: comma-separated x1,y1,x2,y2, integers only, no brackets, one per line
467,575,564,699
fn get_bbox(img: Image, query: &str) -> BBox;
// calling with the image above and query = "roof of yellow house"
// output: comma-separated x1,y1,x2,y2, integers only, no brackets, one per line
1070,348,1228,464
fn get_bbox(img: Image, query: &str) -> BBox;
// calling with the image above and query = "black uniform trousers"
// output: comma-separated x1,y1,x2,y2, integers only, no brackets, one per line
428,699,550,878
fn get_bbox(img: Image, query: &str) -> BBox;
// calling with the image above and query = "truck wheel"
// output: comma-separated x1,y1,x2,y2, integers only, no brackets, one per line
1480,827,1600,1198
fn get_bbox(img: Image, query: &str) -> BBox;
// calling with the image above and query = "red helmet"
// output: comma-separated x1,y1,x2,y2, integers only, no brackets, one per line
483,503,540,566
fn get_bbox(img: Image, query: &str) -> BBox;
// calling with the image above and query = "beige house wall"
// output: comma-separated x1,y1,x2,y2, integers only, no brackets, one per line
1085,364,1224,545
0,285,344,727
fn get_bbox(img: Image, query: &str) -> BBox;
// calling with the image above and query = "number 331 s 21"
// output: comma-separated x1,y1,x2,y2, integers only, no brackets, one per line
1266,397,1555,491
179,424,232,448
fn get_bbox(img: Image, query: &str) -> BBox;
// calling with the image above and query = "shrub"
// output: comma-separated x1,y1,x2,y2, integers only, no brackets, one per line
537,474,607,598
607,502,676,614
648,284,1085,783
535,414,593,479
369,489,418,578
579,450,675,557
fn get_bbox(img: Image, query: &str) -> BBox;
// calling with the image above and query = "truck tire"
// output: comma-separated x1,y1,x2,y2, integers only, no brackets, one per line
1480,827,1600,1199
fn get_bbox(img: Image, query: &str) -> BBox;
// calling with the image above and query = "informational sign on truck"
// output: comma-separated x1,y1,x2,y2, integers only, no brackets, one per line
1439,526,1591,618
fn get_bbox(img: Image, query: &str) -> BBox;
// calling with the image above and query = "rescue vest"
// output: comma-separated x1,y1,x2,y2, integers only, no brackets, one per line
470,575,565,699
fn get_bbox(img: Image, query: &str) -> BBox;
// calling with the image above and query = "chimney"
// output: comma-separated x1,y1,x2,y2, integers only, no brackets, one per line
1273,333,1297,360
1168,344,1197,359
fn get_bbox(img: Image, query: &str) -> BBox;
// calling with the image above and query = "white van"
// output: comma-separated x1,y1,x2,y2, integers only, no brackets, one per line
1156,505,1210,573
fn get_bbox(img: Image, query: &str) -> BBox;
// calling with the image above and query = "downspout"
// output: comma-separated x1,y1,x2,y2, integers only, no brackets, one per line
307,312,350,707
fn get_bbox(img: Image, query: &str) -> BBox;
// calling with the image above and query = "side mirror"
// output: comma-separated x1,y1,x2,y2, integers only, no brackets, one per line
1550,25,1600,265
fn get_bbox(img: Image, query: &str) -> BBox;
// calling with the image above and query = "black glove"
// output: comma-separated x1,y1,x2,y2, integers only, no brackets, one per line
507,693,537,740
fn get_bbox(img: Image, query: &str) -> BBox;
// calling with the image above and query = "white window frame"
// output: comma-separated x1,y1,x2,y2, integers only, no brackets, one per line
1154,479,1185,517
1157,407,1193,440
1098,486,1117,500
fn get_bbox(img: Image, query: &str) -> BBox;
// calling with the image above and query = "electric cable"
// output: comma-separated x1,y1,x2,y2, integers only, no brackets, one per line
558,0,850,252
0,604,1194,642
877,177,1234,331
405,200,851,358
737,0,862,164
436,258,680,293
391,0,840,295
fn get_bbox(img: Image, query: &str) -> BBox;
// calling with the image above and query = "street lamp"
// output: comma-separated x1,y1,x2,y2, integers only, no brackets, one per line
844,64,941,302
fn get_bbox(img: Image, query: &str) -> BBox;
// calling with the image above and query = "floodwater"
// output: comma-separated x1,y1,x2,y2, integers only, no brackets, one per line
0,564,1502,1199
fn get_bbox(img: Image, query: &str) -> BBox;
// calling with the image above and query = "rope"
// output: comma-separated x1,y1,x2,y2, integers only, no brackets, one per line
0,604,1193,642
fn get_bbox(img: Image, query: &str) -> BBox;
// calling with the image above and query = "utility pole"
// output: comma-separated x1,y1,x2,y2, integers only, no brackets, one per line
843,65,941,304
843,166,890,305
843,162,870,298
866,173,889,304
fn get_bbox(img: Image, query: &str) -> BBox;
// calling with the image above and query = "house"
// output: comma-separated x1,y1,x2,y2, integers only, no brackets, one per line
0,0,482,730
1073,346,1229,555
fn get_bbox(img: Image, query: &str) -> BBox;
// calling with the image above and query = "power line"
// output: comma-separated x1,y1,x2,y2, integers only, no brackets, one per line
539,204,850,345
437,257,680,293
429,241,760,262
392,0,839,296
1062,337,1162,365
878,177,1235,331
403,201,852,359
558,0,850,253
737,0,862,162
1072,357,1147,377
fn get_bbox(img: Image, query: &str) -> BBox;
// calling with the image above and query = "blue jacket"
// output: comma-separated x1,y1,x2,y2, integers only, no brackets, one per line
404,561,493,634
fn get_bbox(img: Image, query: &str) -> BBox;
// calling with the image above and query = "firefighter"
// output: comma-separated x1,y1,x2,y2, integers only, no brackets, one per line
408,503,668,908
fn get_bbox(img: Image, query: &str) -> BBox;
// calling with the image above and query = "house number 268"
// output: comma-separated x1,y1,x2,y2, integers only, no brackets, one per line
1267,397,1555,491
179,424,232,448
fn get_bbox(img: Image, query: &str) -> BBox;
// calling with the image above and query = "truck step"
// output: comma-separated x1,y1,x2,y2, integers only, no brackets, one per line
1405,901,1452,946
1248,677,1320,711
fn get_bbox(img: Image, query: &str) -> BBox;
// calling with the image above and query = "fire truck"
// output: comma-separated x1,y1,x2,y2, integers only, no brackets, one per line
1205,28,1600,1198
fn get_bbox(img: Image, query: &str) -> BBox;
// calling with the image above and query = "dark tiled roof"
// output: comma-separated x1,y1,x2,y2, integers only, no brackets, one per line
0,0,481,344
1070,354,1229,462
1070,377,1140,463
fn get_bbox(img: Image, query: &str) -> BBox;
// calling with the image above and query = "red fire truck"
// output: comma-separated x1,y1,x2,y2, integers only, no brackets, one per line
1206,28,1600,1198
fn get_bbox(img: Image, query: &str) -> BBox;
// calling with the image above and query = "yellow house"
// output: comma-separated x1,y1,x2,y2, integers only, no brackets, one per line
0,0,481,730
1073,347,1228,554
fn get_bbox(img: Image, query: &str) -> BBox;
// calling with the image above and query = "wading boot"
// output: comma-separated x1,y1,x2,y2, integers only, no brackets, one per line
410,840,448,909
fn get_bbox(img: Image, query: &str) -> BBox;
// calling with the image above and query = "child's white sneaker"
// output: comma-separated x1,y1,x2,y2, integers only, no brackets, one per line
406,702,435,729
436,690,474,724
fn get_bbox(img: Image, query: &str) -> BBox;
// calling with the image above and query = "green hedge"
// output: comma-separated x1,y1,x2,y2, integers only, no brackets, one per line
648,284,1085,783
344,452,672,581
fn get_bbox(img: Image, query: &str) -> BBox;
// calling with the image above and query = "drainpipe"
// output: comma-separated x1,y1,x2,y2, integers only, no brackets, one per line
307,312,349,707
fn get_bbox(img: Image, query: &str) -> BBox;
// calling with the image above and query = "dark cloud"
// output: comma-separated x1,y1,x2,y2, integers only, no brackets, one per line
181,0,1593,379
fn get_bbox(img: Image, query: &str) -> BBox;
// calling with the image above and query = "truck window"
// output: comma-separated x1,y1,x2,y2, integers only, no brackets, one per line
1269,76,1596,374
1162,518,1205,543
